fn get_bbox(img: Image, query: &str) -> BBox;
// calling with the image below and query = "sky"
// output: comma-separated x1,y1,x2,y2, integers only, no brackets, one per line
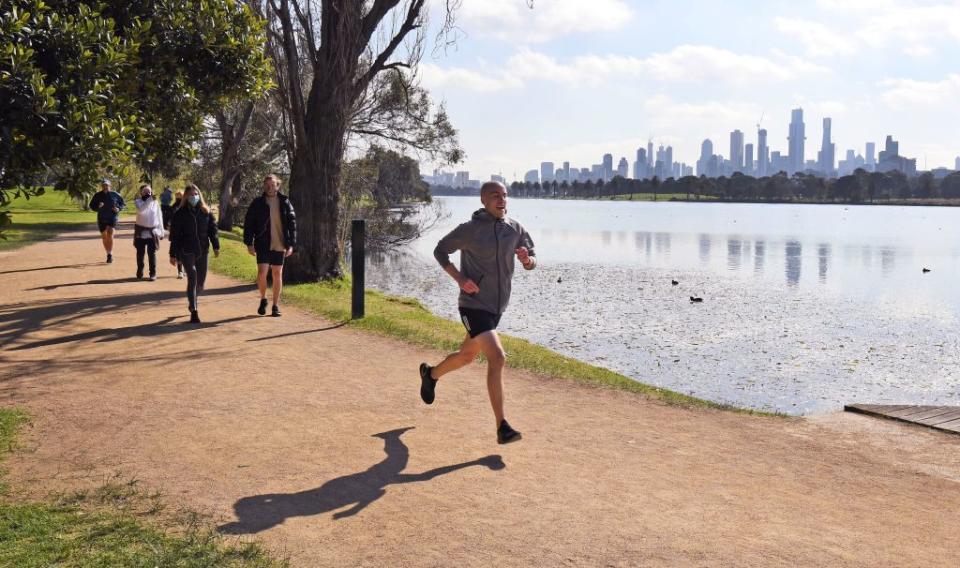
415,0,960,180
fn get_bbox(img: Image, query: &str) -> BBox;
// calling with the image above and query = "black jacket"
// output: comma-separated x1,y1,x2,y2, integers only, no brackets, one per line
243,193,297,253
169,206,219,258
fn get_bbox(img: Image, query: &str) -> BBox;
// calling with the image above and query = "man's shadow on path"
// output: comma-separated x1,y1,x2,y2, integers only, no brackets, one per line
218,427,505,534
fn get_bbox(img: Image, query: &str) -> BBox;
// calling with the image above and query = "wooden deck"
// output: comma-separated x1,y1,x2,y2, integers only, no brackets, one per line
844,404,960,435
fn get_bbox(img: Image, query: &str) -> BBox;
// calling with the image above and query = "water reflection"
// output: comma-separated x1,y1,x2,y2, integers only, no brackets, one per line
818,244,830,282
785,241,802,286
754,240,765,274
880,247,895,276
727,238,743,271
699,234,711,265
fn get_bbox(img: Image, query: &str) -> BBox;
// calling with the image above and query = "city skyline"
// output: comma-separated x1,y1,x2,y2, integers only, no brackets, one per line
426,107,948,187
418,1,960,182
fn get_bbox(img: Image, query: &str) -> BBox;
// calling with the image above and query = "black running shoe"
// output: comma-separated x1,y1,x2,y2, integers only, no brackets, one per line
257,298,268,315
271,305,281,317
419,363,437,404
497,419,522,444
136,270,143,279
190,310,201,324
106,254,113,263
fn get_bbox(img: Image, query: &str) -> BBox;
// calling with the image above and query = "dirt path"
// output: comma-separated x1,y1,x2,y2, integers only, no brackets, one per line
2,224,960,567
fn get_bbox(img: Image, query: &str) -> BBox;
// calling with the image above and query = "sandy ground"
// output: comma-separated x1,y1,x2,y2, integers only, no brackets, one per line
2,224,960,567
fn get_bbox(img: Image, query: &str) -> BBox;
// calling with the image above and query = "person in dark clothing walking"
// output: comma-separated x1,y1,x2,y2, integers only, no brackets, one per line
171,190,185,279
168,184,220,323
243,173,296,317
160,186,175,230
418,181,536,444
88,178,125,263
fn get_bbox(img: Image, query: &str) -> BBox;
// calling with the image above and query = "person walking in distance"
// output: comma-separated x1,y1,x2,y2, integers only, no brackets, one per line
243,173,296,317
171,190,185,279
168,184,220,324
88,178,125,263
159,186,175,230
418,181,536,444
132,184,164,280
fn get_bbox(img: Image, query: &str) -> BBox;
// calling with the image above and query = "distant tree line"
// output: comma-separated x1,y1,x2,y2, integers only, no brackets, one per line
506,169,960,204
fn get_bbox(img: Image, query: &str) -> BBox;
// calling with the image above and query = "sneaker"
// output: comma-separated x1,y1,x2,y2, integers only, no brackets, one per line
257,298,268,316
148,275,157,281
497,420,522,444
419,363,437,404
177,271,184,279
136,271,143,279
106,254,113,263
189,310,201,324
271,305,281,317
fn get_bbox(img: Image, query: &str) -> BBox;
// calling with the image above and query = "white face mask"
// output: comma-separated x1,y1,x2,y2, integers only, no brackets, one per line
188,195,200,206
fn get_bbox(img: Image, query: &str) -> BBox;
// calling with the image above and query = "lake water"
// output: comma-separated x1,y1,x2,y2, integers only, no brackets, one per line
364,197,960,414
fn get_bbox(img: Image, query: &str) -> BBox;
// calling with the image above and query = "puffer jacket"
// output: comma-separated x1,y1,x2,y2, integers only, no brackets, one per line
169,205,219,258
243,192,297,253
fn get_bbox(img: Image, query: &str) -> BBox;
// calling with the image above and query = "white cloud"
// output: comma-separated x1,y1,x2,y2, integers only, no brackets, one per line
459,0,632,43
642,95,760,131
774,17,857,57
779,2,960,57
419,62,522,92
420,44,826,93
855,4,960,49
879,74,960,106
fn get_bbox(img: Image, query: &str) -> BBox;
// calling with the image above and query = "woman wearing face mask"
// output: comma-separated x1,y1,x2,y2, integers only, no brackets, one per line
133,184,165,280
168,184,220,323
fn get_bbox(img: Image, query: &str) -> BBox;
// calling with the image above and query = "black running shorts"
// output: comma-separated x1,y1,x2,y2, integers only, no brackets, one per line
458,307,501,338
256,250,286,266
97,220,116,233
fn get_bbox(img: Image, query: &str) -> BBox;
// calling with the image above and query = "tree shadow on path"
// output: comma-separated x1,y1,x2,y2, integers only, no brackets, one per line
0,262,101,276
27,277,143,290
218,427,505,534
0,284,254,349
10,314,260,351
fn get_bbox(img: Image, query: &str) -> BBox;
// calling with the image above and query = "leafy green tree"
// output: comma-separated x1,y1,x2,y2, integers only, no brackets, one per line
0,0,271,232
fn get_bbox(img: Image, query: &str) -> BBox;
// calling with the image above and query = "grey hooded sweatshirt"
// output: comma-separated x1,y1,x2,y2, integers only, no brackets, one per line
434,208,536,315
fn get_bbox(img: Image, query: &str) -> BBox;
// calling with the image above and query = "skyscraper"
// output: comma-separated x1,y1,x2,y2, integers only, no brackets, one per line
956,156,960,171
617,157,629,178
788,108,805,174
697,139,713,177
745,143,754,174
634,148,648,179
730,130,744,173
602,153,613,181
665,146,674,178
647,141,654,168
456,171,469,188
524,169,539,183
540,162,555,183
758,128,769,177
817,117,835,177
866,142,876,171
562,161,570,182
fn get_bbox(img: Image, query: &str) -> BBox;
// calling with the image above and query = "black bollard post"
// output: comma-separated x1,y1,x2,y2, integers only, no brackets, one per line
351,219,365,319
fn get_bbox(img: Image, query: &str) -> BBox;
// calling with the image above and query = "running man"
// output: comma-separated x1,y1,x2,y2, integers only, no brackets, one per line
243,173,296,317
88,178,125,263
419,181,536,444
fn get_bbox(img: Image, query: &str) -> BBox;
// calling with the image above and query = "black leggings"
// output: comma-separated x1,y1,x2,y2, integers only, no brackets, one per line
134,238,157,276
180,251,208,312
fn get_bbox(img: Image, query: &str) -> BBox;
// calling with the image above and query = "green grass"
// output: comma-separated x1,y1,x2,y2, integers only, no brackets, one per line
0,407,286,566
0,191,99,251
212,233,761,414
